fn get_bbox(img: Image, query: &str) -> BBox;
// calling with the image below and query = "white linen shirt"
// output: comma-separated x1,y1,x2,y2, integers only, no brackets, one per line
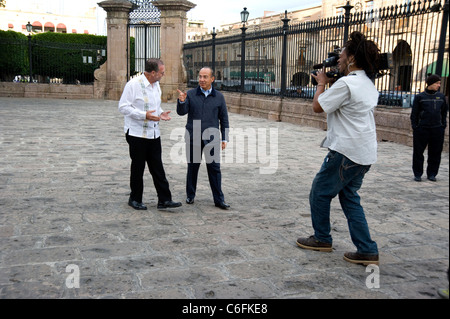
318,70,379,165
118,74,164,139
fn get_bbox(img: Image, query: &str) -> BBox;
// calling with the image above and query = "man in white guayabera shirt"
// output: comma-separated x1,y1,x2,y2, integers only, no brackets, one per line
119,58,181,211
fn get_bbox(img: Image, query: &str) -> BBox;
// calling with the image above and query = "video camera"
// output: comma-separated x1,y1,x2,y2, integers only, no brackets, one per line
311,51,341,86
311,48,393,85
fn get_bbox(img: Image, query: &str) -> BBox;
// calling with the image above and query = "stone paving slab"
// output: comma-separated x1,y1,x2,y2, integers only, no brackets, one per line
0,97,448,299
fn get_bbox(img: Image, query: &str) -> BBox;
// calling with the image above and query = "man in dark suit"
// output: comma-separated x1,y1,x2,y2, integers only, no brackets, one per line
177,67,230,209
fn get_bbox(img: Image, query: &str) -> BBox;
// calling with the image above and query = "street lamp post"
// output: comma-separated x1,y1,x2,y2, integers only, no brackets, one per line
342,1,354,44
211,27,217,75
280,11,290,96
26,21,33,82
240,7,249,93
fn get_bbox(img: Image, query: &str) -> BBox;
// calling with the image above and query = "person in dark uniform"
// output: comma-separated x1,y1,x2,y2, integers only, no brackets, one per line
410,74,448,182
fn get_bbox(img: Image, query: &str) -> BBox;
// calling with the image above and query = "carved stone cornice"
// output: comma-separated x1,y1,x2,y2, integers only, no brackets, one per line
98,0,133,13
152,0,196,13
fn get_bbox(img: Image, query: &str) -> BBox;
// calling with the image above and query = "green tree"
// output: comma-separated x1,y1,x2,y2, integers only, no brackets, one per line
0,0,6,8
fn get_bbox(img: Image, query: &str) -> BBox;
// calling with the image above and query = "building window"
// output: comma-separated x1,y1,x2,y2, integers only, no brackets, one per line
44,22,55,32
298,47,306,66
366,1,374,12
57,23,67,33
32,21,43,33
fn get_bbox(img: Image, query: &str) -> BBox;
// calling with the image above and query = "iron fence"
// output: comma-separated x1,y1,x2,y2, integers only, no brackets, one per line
0,37,106,84
128,23,161,77
183,0,449,107
127,0,161,78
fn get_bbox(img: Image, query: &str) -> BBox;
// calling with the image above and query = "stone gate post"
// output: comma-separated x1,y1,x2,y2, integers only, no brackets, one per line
98,0,133,100
153,0,196,102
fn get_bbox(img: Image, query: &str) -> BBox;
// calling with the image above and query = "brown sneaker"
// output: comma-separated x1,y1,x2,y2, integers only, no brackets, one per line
343,252,379,265
296,235,332,252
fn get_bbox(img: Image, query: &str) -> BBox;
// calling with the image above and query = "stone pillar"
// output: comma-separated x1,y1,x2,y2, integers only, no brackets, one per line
153,0,196,102
98,0,133,100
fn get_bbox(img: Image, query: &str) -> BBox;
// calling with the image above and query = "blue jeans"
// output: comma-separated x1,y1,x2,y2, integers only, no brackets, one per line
309,150,378,255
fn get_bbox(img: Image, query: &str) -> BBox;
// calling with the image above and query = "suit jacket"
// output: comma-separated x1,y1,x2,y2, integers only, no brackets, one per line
177,86,229,144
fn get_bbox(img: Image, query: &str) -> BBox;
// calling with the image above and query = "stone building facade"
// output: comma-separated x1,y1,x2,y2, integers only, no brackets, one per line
0,0,103,35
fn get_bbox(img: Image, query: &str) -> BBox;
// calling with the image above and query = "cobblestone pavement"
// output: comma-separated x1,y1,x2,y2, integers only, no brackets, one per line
0,97,448,299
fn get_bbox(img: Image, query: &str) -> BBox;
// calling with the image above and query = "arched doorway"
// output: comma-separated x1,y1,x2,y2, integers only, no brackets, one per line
56,23,67,33
392,40,412,91
44,22,55,32
292,72,310,86
31,21,42,33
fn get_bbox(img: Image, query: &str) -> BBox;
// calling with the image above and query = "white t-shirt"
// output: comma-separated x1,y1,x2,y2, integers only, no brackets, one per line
118,74,163,139
318,70,379,165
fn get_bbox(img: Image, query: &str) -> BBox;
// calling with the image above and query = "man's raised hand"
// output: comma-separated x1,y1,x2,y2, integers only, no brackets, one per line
177,89,187,102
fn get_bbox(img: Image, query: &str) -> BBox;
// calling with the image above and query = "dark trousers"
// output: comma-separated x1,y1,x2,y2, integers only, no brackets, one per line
126,133,172,203
412,126,445,178
186,140,224,204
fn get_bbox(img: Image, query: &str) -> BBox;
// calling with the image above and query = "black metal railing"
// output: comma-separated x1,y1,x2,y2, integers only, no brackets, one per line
183,0,449,107
127,23,161,78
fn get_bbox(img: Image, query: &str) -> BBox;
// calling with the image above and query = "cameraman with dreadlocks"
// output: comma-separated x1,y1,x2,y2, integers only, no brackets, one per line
296,31,381,266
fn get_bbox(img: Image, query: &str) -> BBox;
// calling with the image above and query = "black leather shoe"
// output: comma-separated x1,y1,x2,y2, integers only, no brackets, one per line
157,200,182,209
186,198,194,204
128,199,147,210
215,202,230,210
427,175,437,182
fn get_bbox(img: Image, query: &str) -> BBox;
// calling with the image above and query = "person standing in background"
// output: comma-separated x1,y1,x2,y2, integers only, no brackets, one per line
410,74,448,182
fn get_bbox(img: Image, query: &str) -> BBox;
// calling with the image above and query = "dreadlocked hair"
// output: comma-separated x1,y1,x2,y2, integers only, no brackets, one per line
344,31,380,77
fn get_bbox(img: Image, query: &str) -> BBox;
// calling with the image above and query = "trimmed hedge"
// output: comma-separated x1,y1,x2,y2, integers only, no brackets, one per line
31,32,107,84
1,31,137,84
0,30,29,81
32,32,107,46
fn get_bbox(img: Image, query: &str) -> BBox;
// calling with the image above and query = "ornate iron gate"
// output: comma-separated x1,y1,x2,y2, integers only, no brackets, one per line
128,0,161,78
